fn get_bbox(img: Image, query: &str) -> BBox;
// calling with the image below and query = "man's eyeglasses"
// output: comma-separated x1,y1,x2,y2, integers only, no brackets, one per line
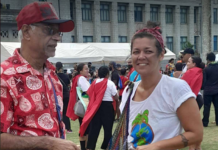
30,23,63,37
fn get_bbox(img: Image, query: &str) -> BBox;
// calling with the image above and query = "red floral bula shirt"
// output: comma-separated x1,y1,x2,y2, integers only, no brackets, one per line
0,49,64,137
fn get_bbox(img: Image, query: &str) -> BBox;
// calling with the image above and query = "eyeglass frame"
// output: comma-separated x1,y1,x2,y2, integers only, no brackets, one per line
30,23,63,37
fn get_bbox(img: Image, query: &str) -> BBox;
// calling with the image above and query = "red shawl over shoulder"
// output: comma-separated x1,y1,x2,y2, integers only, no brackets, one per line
79,78,108,136
66,75,81,121
181,67,203,96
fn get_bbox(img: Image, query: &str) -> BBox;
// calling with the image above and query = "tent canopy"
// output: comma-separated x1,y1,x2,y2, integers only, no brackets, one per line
1,42,176,63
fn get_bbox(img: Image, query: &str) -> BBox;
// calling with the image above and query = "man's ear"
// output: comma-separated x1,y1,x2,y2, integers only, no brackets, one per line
21,24,31,41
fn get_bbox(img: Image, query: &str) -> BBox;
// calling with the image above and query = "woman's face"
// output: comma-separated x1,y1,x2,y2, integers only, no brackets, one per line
131,37,164,76
80,65,89,77
187,57,196,70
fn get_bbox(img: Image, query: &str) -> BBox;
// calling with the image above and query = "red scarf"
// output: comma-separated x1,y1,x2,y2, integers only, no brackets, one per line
66,75,81,121
79,78,108,136
181,67,203,96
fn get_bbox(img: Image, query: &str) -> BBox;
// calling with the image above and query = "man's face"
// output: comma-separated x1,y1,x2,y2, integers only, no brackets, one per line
28,23,61,59
127,58,133,69
182,53,191,63
109,64,113,71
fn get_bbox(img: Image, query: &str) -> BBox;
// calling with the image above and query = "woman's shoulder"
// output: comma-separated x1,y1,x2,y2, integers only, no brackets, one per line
162,75,189,89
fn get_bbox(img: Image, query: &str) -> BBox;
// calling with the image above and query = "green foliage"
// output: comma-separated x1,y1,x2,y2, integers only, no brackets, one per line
182,41,194,50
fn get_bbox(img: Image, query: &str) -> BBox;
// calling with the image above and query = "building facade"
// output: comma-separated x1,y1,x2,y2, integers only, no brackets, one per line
1,0,218,56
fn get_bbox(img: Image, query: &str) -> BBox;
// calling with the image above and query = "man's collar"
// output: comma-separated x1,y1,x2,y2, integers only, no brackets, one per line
12,48,56,74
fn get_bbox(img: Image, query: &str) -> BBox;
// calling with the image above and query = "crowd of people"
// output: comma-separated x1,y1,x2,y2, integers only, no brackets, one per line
1,1,218,150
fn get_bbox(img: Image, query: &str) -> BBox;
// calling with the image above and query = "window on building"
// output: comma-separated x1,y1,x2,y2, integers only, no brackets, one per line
180,7,188,24
82,3,92,21
166,37,173,52
70,0,74,20
180,36,187,49
83,36,93,43
214,36,217,51
0,30,9,38
194,7,198,23
101,36,110,42
194,36,198,50
166,7,173,23
12,30,18,38
135,6,143,22
118,5,127,22
150,6,158,22
100,4,110,21
71,36,75,43
214,8,218,24
119,36,127,43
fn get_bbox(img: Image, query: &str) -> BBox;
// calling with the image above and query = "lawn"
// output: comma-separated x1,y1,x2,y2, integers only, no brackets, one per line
66,107,218,150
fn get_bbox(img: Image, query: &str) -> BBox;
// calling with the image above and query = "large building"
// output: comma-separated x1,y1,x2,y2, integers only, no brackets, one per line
1,0,218,56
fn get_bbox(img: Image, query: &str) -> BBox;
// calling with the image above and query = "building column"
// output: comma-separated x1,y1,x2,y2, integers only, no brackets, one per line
128,3,135,42
111,2,118,42
202,0,211,61
210,3,214,54
145,3,150,23
160,4,166,44
174,5,181,55
188,6,194,46
75,0,83,43
59,0,71,42
93,0,101,42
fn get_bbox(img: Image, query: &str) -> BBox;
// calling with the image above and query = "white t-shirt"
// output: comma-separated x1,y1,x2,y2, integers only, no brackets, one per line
77,76,90,92
120,75,195,149
96,78,117,102
178,65,187,79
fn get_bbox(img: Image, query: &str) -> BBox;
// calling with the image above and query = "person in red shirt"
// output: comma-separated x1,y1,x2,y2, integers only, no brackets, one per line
67,63,90,150
181,56,205,109
80,66,119,150
119,68,129,101
0,2,78,150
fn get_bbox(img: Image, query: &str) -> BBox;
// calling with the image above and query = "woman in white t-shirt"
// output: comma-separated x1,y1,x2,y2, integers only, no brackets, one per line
67,63,90,150
108,21,203,150
79,66,119,150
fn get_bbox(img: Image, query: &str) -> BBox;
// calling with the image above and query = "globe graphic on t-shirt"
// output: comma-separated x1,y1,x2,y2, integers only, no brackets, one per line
131,110,154,148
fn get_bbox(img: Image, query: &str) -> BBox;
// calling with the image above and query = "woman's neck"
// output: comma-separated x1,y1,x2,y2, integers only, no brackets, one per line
139,71,162,90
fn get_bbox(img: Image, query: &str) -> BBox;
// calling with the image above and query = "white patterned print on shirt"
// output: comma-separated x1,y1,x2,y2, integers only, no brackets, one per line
1,67,3,74
3,67,16,75
38,113,54,130
26,75,42,90
25,114,37,128
9,90,18,106
0,87,7,98
6,111,13,121
31,92,43,111
20,130,38,136
19,96,32,112
16,66,29,73
1,101,4,115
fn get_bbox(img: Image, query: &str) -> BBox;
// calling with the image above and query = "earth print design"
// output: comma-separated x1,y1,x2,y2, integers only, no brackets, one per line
131,110,154,148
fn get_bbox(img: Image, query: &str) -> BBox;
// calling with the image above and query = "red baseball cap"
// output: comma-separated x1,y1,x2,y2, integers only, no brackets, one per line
16,2,74,32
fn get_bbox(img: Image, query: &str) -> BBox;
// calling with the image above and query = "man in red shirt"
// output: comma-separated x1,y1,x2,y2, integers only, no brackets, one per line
0,2,79,150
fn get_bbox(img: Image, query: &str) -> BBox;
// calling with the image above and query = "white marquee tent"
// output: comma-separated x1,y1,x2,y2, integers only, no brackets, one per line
1,42,176,63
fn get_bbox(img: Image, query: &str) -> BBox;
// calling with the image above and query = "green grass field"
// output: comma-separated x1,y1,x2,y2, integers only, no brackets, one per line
66,107,218,150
